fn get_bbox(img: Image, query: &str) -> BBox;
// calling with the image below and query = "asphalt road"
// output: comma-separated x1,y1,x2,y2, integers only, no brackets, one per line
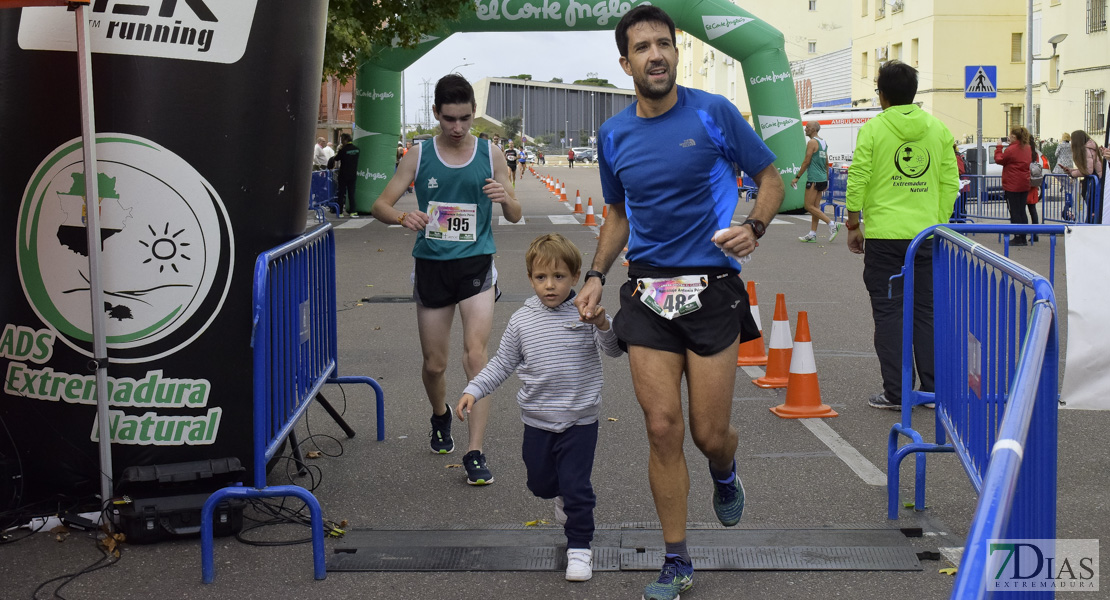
3,163,1106,600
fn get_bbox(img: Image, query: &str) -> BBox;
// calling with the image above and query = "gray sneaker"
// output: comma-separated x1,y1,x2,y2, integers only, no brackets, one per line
798,232,817,243
868,393,901,410
828,222,841,242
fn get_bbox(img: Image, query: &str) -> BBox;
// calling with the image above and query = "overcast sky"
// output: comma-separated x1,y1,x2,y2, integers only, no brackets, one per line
402,30,631,126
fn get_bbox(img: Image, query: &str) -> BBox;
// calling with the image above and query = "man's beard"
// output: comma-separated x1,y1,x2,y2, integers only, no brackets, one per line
635,66,676,101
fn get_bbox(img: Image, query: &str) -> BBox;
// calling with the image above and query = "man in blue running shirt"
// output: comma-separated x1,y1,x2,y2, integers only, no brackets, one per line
575,6,784,600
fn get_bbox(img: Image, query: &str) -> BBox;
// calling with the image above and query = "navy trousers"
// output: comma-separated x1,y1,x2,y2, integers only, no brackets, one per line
521,422,598,549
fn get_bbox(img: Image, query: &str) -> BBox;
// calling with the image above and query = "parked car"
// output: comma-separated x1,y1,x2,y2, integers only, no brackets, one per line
570,147,595,163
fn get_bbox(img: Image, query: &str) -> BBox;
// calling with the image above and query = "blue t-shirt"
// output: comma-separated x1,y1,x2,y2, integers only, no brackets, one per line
598,86,776,270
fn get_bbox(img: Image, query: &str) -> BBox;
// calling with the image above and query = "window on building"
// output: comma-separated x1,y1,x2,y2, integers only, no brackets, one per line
891,42,903,61
808,40,817,53
1089,0,1107,32
1011,33,1024,62
891,0,904,13
810,0,817,10
910,38,919,67
1087,89,1106,133
339,92,353,111
862,0,868,16
861,51,869,78
875,0,885,19
1033,104,1041,137
1009,106,1024,130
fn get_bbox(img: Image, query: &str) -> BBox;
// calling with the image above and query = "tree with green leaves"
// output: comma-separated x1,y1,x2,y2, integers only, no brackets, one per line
323,0,474,82
506,74,533,80
573,77,616,88
502,115,522,143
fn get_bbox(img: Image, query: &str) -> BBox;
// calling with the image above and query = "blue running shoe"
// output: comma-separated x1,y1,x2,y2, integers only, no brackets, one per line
642,555,693,600
712,462,746,527
429,406,454,454
463,450,494,485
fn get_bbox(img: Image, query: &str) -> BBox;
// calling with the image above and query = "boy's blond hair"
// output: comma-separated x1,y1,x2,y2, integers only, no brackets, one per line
525,233,582,276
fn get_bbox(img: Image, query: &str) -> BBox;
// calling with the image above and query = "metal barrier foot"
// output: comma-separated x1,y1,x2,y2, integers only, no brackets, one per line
201,485,327,583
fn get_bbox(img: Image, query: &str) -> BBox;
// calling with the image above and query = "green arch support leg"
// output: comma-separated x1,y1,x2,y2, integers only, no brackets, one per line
353,0,804,213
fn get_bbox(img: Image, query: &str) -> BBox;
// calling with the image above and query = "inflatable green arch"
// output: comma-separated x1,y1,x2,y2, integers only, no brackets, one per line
351,0,804,213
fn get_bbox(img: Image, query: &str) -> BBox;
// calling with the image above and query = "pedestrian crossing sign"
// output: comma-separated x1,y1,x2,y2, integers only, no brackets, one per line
965,65,997,99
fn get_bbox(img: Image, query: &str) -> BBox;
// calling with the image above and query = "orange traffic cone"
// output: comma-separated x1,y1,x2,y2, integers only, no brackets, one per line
583,197,598,226
736,280,767,366
752,294,792,388
771,311,838,418
621,246,629,267
546,177,553,192
560,183,568,202
602,205,609,220
573,190,584,214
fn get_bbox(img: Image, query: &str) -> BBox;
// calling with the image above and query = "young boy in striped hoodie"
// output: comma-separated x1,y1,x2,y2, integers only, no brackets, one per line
456,233,623,582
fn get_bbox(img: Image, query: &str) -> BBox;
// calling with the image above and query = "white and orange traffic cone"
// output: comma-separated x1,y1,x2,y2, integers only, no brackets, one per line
736,280,767,366
583,197,598,226
560,182,568,202
752,293,792,389
602,204,608,220
573,190,584,214
771,311,838,419
621,246,629,267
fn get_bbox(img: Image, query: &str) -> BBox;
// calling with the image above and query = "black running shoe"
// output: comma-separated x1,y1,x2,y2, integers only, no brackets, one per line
463,450,494,485
429,406,454,454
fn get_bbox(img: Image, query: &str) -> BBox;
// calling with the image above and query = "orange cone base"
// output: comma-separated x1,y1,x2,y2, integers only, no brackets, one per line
736,336,767,366
770,402,838,419
752,375,789,389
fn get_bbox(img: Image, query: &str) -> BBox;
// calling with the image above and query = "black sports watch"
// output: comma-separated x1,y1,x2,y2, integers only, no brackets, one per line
742,218,766,239
585,270,606,285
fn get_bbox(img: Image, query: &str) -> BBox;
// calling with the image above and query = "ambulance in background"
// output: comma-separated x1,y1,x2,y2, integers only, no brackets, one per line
799,107,882,167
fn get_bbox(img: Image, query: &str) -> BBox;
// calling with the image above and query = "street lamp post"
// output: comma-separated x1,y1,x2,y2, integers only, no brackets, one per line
449,60,473,74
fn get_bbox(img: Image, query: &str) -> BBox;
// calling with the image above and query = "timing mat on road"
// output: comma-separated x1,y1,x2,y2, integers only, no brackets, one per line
327,522,923,573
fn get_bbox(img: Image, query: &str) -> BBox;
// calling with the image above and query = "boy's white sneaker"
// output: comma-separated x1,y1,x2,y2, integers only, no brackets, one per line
566,548,593,581
828,222,841,242
554,496,567,525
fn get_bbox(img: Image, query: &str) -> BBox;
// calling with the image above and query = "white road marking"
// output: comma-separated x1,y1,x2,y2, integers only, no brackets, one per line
800,419,887,486
548,215,580,225
498,216,526,225
335,219,373,229
740,366,765,379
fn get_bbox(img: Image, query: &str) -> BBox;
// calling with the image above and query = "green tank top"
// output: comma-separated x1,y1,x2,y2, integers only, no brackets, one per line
807,138,828,183
412,137,496,260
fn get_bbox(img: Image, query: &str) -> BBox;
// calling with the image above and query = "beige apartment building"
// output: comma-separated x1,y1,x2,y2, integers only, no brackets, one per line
675,0,854,118
677,1,1107,144
853,0,1107,143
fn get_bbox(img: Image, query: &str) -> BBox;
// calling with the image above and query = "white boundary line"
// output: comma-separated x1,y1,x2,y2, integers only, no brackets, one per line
800,419,887,486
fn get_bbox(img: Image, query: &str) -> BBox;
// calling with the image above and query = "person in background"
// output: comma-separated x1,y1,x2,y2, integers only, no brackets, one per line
844,59,959,410
792,121,839,243
313,137,329,170
1053,132,1073,174
567,147,575,168
1064,129,1105,224
327,133,360,217
995,126,1033,246
1026,146,1049,241
504,140,519,187
370,74,522,486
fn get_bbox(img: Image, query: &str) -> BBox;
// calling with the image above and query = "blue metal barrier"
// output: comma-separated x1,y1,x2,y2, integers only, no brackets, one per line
823,168,847,220
883,224,1060,598
956,173,1097,226
309,170,339,222
200,224,385,583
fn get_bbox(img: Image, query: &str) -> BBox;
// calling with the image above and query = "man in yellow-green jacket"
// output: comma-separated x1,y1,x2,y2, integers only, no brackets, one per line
844,60,959,410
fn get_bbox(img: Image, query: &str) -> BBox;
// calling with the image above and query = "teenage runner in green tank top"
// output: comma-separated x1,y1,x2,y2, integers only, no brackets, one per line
372,74,521,486
792,121,840,242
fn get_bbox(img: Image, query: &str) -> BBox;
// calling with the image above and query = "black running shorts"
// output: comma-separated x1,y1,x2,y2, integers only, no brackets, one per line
612,263,759,356
413,254,494,309
805,181,829,192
